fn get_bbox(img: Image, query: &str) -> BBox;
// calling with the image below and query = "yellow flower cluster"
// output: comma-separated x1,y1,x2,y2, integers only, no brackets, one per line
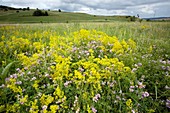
7,78,22,93
0,27,138,112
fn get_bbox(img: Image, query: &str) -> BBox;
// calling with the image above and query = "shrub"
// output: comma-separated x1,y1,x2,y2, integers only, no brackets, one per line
33,10,49,16
130,16,136,22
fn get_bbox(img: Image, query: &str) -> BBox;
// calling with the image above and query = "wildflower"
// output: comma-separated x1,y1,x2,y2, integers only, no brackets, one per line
93,94,101,102
129,86,135,92
64,81,72,87
42,105,48,110
132,109,135,113
16,81,22,85
165,85,170,90
16,68,20,71
50,105,59,113
29,99,39,113
159,59,166,64
142,92,149,98
126,99,132,108
19,95,28,105
91,107,97,113
167,60,170,64
0,84,5,88
166,99,170,109
31,77,36,81
138,82,145,89
161,66,166,70
45,73,50,77
132,68,137,72
137,63,142,67
28,71,31,75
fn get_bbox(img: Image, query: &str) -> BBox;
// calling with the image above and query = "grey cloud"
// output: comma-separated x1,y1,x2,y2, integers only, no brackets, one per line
1,0,170,18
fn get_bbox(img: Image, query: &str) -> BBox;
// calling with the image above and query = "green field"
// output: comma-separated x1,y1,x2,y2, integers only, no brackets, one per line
0,9,132,23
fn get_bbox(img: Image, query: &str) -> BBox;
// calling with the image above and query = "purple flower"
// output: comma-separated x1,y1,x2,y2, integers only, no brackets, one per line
64,81,72,87
161,66,166,70
91,107,97,113
129,86,135,92
132,68,137,73
93,94,101,102
166,99,170,109
167,60,170,64
142,92,149,98
16,68,20,71
16,81,22,85
42,105,47,110
137,63,142,67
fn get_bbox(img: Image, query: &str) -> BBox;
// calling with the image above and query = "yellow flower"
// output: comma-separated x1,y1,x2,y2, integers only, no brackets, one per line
128,38,136,49
126,99,132,108
112,41,123,53
0,105,5,112
53,87,65,99
74,70,85,80
20,95,28,104
33,80,39,90
50,105,59,113
29,99,39,113
40,94,54,106
7,78,22,93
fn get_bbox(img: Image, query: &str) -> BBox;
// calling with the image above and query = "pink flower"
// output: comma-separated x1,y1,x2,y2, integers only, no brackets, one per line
91,107,97,113
142,92,149,98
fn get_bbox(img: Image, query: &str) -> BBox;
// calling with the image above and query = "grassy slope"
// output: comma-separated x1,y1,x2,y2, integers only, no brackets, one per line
0,9,129,23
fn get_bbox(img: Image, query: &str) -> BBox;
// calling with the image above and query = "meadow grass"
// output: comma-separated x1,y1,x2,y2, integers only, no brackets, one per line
0,10,129,23
0,22,170,112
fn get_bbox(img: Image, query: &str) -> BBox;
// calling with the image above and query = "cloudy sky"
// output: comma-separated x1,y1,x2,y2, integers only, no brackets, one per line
1,0,170,18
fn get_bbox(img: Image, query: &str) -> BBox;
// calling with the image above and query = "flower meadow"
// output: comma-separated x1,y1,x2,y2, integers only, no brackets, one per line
0,23,170,113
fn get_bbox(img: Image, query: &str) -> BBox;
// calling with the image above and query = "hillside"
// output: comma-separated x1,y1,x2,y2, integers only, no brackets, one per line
0,5,131,23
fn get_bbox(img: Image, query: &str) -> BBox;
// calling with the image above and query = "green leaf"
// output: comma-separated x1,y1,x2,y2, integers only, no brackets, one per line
1,61,18,83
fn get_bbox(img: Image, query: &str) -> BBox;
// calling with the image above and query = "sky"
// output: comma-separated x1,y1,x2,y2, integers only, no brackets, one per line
1,0,170,18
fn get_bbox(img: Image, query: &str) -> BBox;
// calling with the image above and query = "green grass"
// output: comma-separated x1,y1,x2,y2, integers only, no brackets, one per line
0,9,130,23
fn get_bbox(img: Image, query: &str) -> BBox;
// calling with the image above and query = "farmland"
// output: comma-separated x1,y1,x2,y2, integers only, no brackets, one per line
0,21,170,113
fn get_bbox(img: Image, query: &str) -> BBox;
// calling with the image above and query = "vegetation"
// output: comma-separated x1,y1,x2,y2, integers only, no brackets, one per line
33,10,49,16
0,22,170,112
0,7,137,23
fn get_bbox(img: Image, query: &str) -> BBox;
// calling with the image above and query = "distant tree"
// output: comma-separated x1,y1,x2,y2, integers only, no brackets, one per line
33,10,43,16
58,9,61,12
126,16,130,18
27,7,30,10
22,8,26,11
4,9,8,11
146,19,150,22
44,11,49,16
33,10,49,16
137,14,139,18
16,10,19,13
130,16,136,22
139,19,143,23
48,9,50,11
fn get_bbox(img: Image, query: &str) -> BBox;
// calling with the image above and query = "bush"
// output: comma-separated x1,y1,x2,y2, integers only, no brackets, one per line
130,16,136,22
33,10,49,16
